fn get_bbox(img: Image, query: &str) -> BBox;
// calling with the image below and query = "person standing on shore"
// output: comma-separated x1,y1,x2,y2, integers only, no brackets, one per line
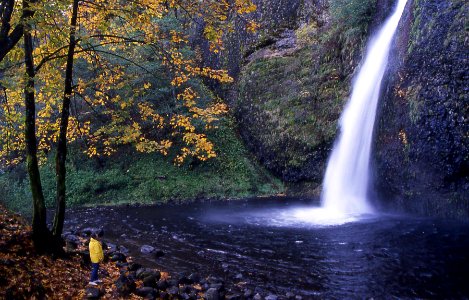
89,232,104,285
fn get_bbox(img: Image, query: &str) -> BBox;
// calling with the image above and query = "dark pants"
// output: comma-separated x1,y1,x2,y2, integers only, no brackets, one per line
90,263,99,282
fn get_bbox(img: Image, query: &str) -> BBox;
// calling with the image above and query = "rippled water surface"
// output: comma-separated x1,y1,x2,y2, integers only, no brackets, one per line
67,198,469,298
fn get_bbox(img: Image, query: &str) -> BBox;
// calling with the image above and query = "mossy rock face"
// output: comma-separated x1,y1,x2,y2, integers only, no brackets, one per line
235,50,338,183
232,0,387,185
375,0,468,218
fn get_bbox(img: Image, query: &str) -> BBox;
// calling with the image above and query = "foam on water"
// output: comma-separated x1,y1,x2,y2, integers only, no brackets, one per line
241,206,370,227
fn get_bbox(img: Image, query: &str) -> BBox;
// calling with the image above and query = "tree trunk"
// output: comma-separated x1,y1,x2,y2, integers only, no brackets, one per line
52,0,79,238
23,0,50,252
0,0,39,63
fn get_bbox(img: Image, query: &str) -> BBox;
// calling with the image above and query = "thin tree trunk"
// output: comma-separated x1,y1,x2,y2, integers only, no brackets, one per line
52,0,79,238
0,0,40,63
23,0,49,252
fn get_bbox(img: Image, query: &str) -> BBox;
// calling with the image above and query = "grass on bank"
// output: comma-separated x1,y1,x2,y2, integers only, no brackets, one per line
0,119,284,216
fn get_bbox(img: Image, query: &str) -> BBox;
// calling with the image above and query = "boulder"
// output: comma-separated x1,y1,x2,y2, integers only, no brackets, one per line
115,274,136,296
135,287,157,298
209,283,224,291
65,240,78,251
253,293,263,300
63,233,80,244
105,242,118,252
179,285,193,294
111,253,126,262
167,279,178,287
156,279,169,290
187,273,201,284
205,288,220,300
85,287,102,299
127,271,137,281
244,289,254,298
177,273,192,285
180,293,191,300
115,262,128,269
143,274,159,288
266,295,278,300
128,262,142,271
167,286,179,297
136,268,160,280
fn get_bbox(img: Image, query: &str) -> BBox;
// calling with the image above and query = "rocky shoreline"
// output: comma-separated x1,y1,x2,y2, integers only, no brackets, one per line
65,226,305,300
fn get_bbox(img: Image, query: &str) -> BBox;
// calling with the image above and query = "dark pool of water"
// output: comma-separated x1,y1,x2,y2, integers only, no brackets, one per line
65,198,469,298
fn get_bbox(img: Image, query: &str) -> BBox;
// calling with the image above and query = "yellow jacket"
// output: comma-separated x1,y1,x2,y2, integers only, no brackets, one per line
89,238,104,263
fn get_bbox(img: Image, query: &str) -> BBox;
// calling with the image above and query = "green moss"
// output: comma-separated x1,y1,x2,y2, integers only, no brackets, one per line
233,0,382,182
406,84,423,124
296,22,319,45
408,0,423,54
444,0,468,47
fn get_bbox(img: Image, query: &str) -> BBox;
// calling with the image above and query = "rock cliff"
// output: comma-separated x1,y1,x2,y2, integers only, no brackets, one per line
228,0,468,217
231,0,389,192
374,0,468,217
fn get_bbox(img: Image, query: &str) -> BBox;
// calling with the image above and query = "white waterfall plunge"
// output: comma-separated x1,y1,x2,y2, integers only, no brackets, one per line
320,0,408,216
286,0,408,226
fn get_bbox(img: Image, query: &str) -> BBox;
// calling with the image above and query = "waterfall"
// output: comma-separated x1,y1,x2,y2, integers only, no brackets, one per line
320,0,408,216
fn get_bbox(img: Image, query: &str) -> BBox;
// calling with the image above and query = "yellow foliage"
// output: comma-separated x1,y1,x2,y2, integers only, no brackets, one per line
0,0,257,167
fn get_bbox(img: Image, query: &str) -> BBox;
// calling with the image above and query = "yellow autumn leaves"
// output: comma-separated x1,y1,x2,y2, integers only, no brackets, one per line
0,0,258,167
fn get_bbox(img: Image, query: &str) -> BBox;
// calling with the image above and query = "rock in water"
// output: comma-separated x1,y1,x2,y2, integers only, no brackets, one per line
154,249,165,258
205,288,220,300
140,245,155,254
119,245,130,255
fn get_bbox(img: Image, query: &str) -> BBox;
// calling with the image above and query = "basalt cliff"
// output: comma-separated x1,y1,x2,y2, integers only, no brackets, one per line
214,0,467,217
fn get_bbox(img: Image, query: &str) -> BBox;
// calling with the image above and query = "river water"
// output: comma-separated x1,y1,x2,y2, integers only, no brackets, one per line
66,197,469,299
